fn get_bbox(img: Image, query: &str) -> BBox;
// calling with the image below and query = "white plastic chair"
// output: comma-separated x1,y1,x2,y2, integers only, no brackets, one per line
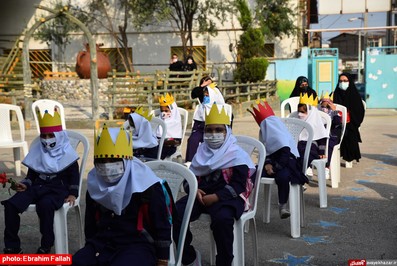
198,135,266,266
329,104,347,188
261,118,313,238
310,111,331,208
149,117,167,160
280,97,300,118
26,130,89,254
0,104,29,176
152,107,188,162
32,99,66,135
145,161,198,266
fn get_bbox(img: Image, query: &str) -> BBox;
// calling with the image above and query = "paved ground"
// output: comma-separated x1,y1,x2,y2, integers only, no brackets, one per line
0,108,396,265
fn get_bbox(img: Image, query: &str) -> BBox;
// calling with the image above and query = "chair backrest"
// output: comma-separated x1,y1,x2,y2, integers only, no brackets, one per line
234,135,266,214
280,118,314,174
145,161,198,266
32,99,66,135
280,97,300,118
334,104,347,144
149,117,167,160
30,130,90,200
318,111,332,158
0,103,25,144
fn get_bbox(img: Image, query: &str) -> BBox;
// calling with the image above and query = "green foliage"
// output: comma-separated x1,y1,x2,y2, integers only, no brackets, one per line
238,28,265,59
255,0,297,39
34,0,83,47
235,0,252,31
234,57,269,83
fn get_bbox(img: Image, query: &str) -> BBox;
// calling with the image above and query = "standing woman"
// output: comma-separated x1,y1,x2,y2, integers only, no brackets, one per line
332,73,365,166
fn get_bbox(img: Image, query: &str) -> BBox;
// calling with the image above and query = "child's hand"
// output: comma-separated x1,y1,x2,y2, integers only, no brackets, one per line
196,189,206,205
65,195,77,206
202,194,219,207
14,183,27,192
265,164,274,176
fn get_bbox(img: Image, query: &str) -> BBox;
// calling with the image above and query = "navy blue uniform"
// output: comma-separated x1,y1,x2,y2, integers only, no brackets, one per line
2,161,79,250
73,182,171,266
173,165,248,266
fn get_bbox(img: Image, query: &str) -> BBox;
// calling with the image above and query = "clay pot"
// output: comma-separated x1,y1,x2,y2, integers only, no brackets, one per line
75,43,111,79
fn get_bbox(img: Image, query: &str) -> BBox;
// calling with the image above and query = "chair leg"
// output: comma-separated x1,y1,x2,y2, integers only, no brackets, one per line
289,184,301,238
330,146,340,188
262,184,272,223
232,220,244,266
74,206,84,248
13,147,21,176
53,207,68,254
300,186,305,228
210,230,216,266
251,219,258,266
311,160,328,208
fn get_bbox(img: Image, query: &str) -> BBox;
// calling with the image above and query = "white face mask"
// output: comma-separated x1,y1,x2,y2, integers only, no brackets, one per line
321,107,329,113
95,161,125,183
161,112,171,120
339,82,349,90
187,59,193,64
172,58,178,63
298,112,307,120
204,133,225,149
41,137,57,151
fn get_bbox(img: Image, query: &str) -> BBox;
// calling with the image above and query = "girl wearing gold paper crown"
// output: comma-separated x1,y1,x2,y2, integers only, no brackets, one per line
185,75,226,162
173,105,255,266
157,93,182,159
125,107,159,160
73,125,171,266
290,93,329,176
2,109,79,254
248,100,308,219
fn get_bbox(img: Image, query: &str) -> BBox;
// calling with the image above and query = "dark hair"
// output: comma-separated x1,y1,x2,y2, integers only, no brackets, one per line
200,75,212,85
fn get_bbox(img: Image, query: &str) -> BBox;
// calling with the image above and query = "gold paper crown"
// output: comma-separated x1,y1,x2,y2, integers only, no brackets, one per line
159,93,175,107
208,82,218,89
319,91,334,102
205,104,231,125
247,99,275,125
299,92,318,106
37,109,63,133
94,123,133,159
135,106,153,121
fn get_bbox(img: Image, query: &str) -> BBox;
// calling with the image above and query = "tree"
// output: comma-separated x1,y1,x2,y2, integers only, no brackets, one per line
34,0,83,71
143,0,236,59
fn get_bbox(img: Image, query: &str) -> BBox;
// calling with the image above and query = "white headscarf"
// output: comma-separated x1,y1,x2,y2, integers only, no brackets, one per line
157,102,182,138
22,131,79,174
88,157,162,215
259,116,300,158
290,105,329,141
190,127,256,177
129,113,158,149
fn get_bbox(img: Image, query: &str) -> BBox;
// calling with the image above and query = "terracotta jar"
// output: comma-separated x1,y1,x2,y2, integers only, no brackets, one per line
75,43,111,79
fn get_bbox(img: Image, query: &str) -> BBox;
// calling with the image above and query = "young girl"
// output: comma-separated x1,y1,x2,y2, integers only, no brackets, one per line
157,93,182,159
185,75,225,162
248,100,307,218
290,93,328,176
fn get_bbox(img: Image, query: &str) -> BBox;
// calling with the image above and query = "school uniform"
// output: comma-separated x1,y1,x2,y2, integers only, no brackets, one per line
73,153,171,266
2,130,79,251
174,128,256,266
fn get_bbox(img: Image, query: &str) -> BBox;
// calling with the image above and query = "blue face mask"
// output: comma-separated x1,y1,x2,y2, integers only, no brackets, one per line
203,95,210,104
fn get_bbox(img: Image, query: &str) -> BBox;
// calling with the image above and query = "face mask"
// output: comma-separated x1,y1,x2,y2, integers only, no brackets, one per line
187,59,193,64
321,107,329,113
339,82,349,90
203,95,210,104
172,58,177,63
41,137,57,151
161,112,171,120
95,161,125,183
298,112,307,120
204,133,225,149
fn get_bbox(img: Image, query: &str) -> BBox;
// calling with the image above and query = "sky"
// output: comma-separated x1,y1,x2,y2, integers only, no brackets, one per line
310,12,389,43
